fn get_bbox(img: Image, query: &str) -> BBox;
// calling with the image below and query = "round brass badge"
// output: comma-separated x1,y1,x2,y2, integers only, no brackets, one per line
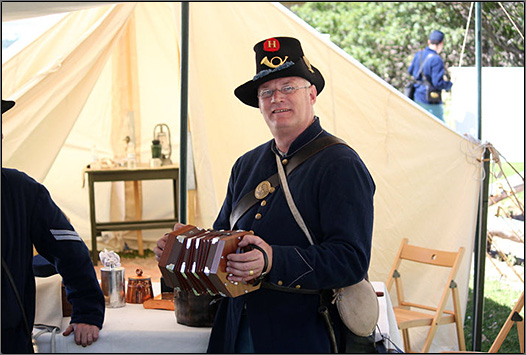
255,181,272,200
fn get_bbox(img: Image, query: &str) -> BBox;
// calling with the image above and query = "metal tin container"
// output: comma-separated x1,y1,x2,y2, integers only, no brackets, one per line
101,267,126,308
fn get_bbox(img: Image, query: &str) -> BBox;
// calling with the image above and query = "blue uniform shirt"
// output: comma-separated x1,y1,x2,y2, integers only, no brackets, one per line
1,168,105,354
207,118,375,353
408,47,453,104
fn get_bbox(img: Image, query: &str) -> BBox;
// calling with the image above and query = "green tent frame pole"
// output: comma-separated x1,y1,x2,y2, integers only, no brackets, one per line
476,2,482,142
179,2,189,224
472,2,487,351
472,148,490,351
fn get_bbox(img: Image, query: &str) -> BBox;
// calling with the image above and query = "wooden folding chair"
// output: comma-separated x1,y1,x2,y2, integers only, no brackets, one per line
441,291,524,353
386,238,466,353
487,291,524,353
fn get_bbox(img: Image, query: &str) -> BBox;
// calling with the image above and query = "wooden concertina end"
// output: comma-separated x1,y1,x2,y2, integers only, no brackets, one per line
158,224,260,298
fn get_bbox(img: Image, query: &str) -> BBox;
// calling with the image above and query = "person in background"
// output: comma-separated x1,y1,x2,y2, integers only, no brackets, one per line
408,30,453,122
154,37,376,353
2,100,105,353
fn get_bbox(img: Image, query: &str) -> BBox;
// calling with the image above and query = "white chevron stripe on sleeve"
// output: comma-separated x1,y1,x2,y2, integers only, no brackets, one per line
50,229,82,242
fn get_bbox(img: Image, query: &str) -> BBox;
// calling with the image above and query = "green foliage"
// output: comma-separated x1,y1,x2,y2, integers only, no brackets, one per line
489,162,524,218
500,162,524,179
464,278,524,353
490,162,524,184
290,2,524,91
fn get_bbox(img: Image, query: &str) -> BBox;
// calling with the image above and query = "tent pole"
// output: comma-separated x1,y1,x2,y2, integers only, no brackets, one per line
476,2,482,141
472,2,487,351
472,148,490,351
179,2,189,224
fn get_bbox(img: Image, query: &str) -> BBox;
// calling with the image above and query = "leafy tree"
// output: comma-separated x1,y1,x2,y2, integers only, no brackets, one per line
289,2,524,91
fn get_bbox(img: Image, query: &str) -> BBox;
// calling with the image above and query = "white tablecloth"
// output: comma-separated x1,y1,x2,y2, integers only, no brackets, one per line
34,281,403,353
372,281,404,352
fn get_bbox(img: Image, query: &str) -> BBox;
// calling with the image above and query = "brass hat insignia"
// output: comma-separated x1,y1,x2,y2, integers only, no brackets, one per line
261,56,289,69
303,56,314,74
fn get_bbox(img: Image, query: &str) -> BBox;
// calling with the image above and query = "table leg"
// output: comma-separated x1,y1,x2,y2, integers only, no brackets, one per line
88,178,98,265
133,180,144,256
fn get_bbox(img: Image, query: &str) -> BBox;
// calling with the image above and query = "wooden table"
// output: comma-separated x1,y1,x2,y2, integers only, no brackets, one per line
85,165,179,265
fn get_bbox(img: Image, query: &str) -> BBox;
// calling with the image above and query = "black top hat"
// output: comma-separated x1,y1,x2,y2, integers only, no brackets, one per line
2,100,15,114
234,37,325,108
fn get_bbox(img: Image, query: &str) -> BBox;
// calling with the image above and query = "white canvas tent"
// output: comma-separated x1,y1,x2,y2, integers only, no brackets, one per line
2,2,485,352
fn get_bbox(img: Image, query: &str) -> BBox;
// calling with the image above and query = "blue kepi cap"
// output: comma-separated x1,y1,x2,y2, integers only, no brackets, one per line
429,30,444,42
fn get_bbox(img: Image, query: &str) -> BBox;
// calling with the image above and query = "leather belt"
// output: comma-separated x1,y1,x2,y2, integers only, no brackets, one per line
229,135,347,229
260,281,321,295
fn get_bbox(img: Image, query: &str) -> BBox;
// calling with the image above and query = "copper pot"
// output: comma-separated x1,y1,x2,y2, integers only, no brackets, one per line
126,268,153,304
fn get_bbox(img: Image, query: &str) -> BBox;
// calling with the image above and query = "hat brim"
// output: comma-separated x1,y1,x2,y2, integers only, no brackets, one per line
234,62,325,108
2,100,15,114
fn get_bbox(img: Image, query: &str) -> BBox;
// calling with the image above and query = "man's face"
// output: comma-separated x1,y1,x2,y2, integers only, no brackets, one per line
437,42,444,54
257,76,317,141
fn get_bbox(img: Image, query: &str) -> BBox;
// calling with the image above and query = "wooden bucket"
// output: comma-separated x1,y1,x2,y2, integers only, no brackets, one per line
174,291,221,327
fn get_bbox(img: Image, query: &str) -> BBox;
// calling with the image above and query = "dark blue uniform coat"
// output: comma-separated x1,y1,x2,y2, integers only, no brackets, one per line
207,118,375,353
1,168,105,353
408,47,453,104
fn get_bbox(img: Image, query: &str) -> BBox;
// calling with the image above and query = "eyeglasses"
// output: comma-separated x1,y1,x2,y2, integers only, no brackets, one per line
258,85,311,99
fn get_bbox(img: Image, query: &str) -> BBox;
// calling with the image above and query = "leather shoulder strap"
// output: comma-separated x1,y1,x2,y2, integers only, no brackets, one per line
229,135,347,229
417,53,436,83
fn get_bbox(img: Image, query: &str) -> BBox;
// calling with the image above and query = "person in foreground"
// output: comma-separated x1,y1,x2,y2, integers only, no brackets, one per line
154,37,376,353
407,30,453,121
1,100,105,353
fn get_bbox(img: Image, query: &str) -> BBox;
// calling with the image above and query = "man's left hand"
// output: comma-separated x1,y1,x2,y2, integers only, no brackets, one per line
63,323,100,347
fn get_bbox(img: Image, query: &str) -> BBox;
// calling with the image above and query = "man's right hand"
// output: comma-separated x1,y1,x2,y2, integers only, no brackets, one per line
154,223,187,262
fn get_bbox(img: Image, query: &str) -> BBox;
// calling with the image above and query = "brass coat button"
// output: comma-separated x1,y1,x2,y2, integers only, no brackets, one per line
282,158,288,165
295,285,301,289
255,213,262,220
260,200,267,207
277,280,283,286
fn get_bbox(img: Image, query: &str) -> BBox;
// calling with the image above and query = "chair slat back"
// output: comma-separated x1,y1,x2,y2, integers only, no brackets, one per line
386,238,466,353
400,243,460,267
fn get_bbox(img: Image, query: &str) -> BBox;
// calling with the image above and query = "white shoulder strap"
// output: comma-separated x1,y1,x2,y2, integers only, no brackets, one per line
275,153,315,246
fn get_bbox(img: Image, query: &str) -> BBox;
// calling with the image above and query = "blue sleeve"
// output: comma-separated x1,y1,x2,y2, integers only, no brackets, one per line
213,163,238,231
427,56,453,90
31,186,105,329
